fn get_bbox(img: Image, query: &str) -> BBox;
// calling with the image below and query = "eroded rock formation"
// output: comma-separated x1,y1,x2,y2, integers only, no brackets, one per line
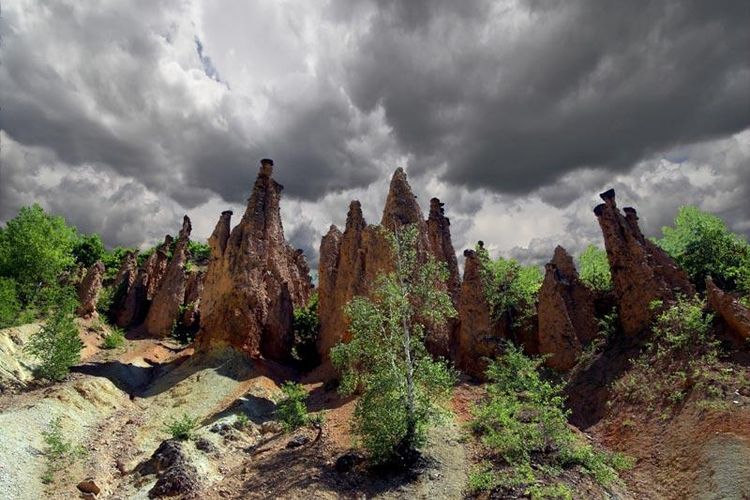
145,216,192,337
594,189,694,336
77,261,105,318
181,270,205,332
706,277,750,340
537,246,598,370
111,250,138,312
455,245,508,379
196,160,313,360
316,169,461,362
116,235,173,328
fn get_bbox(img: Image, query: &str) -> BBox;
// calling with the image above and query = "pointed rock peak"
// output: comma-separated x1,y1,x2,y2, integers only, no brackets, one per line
600,188,616,202
178,215,192,240
550,246,578,280
429,197,447,220
345,200,366,231
325,224,342,237
209,211,232,259
259,158,274,177
158,235,174,254
381,167,423,229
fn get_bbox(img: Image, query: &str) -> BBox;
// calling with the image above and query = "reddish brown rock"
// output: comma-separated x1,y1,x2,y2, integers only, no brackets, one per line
145,216,192,337
76,261,105,318
594,189,693,336
316,169,460,363
537,246,599,370
196,160,313,360
111,250,138,309
181,270,204,331
116,235,173,328
456,246,507,379
706,277,750,340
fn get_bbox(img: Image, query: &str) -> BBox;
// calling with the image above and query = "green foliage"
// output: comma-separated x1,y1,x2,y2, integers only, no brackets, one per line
331,224,457,465
102,327,125,349
0,204,78,304
40,417,86,484
471,344,628,494
475,244,542,327
72,233,105,268
614,297,725,409
188,240,211,262
164,413,199,440
578,245,612,292
276,381,309,432
292,292,320,369
0,277,21,328
24,288,82,381
235,412,251,429
526,483,573,500
657,206,750,294
96,285,116,320
101,246,135,280
170,303,198,344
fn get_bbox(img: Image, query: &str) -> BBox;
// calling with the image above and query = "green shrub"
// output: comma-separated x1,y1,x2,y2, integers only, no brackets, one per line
24,288,82,381
188,240,211,262
72,233,105,268
0,204,78,304
471,344,628,494
292,292,320,369
578,245,612,291
475,243,542,327
332,225,457,465
164,413,199,440
526,483,573,500
0,277,21,328
657,206,750,294
276,382,309,432
614,296,723,408
235,412,251,429
102,327,125,349
40,417,86,484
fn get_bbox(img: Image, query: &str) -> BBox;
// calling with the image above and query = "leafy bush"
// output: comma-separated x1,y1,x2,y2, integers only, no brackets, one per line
578,245,612,291
475,243,542,327
24,288,83,381
332,225,457,465
0,277,21,328
188,240,211,262
471,344,628,494
164,413,199,440
657,206,750,294
276,381,309,432
292,292,320,369
0,204,78,304
101,246,136,280
102,327,125,349
72,233,105,268
613,297,727,409
40,417,86,484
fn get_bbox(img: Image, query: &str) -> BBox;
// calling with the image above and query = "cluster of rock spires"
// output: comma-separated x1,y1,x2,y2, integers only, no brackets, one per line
76,162,750,380
317,168,460,364
195,159,313,361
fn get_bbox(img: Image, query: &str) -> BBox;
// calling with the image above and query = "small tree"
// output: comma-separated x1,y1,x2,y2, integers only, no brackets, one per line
276,381,309,432
0,277,21,328
24,287,83,381
331,224,457,465
578,244,612,292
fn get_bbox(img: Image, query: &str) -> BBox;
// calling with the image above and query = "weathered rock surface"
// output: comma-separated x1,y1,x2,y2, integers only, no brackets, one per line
594,189,694,336
110,250,138,313
706,277,750,339
197,160,313,361
537,246,598,370
317,169,460,362
145,216,192,337
456,245,507,379
77,261,105,318
116,235,173,328
181,270,204,332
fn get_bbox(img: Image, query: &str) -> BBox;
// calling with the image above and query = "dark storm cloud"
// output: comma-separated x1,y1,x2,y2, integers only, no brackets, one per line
336,0,750,196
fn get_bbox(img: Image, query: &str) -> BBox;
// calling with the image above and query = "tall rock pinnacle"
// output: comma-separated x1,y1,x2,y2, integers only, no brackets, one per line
145,215,192,337
594,189,694,336
196,159,313,360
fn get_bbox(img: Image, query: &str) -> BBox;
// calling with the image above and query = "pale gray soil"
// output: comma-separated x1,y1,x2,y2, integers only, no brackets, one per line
695,433,750,500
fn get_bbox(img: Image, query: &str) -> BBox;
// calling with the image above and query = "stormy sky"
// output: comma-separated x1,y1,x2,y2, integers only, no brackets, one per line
1,0,749,268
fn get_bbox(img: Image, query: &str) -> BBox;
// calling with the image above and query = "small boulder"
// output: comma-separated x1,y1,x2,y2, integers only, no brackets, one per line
286,435,310,448
77,478,101,495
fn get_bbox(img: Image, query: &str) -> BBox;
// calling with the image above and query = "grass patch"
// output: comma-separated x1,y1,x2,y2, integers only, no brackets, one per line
101,327,125,349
